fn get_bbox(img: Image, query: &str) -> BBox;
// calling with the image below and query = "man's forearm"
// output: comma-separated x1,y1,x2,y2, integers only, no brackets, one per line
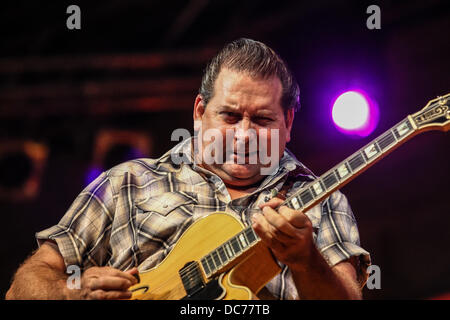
6,261,71,300
291,248,362,300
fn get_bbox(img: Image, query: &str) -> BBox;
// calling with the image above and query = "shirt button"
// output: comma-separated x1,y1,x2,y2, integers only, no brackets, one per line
163,204,168,208
286,163,296,171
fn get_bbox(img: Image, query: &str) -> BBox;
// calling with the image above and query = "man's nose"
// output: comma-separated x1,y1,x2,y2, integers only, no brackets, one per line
234,119,256,147
234,119,250,138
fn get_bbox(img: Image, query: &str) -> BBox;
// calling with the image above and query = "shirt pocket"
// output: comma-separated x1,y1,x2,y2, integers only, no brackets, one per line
134,191,198,262
135,191,197,217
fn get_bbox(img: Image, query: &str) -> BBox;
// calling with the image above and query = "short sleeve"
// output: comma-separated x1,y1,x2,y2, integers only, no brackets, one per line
316,190,371,287
35,171,115,270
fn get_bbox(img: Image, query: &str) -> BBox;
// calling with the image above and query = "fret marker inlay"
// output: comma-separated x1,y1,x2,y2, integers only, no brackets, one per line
336,164,350,178
291,197,300,209
396,122,410,136
363,144,378,159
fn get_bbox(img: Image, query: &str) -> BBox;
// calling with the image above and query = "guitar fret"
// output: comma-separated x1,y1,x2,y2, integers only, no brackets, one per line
377,130,396,151
242,228,251,245
212,250,221,267
201,258,210,275
224,243,234,258
206,254,216,272
238,233,248,249
323,171,338,189
348,152,365,171
230,237,241,255
300,189,314,206
245,227,258,244
217,246,228,263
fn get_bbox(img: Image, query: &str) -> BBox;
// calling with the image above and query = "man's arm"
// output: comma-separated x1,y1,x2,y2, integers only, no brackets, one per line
290,250,362,299
6,241,72,299
6,240,139,300
252,197,362,299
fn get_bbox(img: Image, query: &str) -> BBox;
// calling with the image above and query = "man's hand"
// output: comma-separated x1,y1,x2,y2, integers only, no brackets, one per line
71,266,139,300
252,197,362,299
6,241,140,300
251,197,315,271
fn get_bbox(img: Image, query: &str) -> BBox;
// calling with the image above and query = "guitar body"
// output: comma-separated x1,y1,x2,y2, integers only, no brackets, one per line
130,212,281,300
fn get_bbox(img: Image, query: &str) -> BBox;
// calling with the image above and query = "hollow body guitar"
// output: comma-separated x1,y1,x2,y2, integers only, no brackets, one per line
130,212,280,300
129,94,450,300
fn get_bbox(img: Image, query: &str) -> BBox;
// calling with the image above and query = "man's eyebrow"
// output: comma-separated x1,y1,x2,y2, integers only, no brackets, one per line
218,105,240,112
254,109,275,115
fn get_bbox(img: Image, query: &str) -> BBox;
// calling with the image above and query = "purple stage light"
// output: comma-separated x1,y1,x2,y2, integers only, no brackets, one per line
331,90,378,137
85,166,103,185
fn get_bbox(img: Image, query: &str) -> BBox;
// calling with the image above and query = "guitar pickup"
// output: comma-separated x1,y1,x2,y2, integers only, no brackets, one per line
179,261,205,297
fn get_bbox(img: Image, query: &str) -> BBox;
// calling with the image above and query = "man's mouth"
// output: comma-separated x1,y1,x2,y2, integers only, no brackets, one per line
234,150,257,156
232,150,258,164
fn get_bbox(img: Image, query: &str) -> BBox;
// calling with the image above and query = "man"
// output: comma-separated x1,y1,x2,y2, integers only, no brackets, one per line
6,38,370,300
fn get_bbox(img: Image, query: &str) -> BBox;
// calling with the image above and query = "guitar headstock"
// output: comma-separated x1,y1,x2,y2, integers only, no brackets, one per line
410,93,450,132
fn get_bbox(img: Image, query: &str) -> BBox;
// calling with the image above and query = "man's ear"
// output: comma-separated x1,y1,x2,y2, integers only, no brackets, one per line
193,94,206,121
193,94,206,132
285,108,295,143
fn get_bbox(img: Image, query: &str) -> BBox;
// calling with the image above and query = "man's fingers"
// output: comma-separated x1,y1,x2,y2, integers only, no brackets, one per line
253,224,286,252
90,289,133,300
261,206,298,238
259,197,284,209
252,212,290,250
126,267,140,283
278,205,312,229
88,276,133,291
96,267,139,285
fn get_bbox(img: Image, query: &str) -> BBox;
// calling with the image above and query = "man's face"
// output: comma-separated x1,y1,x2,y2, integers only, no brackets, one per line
193,68,294,187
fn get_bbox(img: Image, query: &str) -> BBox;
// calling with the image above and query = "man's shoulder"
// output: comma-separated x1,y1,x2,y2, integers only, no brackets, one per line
105,158,161,178
106,138,192,177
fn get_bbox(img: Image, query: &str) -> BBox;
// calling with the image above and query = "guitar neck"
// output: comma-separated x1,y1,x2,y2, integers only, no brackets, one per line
282,115,418,212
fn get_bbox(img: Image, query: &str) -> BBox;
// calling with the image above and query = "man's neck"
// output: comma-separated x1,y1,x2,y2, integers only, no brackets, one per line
226,186,258,201
225,181,261,200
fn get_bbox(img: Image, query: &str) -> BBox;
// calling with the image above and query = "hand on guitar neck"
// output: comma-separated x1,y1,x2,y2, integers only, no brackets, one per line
252,197,315,272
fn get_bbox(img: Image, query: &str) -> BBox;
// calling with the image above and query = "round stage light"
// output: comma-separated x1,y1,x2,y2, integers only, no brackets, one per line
331,90,378,137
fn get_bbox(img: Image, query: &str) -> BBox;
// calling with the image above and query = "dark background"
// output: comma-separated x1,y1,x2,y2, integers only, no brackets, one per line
0,0,449,300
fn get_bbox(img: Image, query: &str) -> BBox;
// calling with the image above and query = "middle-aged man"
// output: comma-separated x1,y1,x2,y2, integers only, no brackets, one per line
6,38,371,300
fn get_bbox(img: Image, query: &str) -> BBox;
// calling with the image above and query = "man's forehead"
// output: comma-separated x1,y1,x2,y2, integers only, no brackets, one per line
214,68,283,112
218,104,277,115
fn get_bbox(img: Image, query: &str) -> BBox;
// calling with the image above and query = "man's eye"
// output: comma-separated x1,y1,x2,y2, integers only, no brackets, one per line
254,117,274,124
221,112,240,121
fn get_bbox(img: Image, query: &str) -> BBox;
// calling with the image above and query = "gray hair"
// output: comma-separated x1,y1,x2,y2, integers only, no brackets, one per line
199,38,300,113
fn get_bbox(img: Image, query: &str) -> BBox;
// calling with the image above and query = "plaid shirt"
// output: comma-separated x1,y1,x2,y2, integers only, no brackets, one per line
36,137,371,300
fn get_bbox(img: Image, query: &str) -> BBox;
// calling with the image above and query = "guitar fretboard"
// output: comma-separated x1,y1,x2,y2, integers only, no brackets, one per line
283,117,415,211
200,226,259,277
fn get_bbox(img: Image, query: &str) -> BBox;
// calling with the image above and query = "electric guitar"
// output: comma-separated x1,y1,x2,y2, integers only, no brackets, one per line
129,93,450,300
